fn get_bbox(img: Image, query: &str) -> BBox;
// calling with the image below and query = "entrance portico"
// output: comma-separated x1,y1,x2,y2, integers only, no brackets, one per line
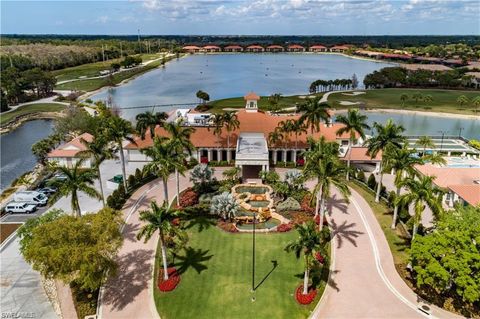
235,132,269,180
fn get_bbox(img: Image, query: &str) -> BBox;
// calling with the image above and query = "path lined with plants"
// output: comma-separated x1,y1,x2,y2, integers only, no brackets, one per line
312,186,462,319
99,168,226,319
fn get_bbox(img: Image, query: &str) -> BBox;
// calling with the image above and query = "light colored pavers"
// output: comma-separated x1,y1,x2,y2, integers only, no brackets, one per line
0,238,57,319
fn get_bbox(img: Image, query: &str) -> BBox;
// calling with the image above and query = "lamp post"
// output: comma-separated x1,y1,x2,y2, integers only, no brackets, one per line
458,127,464,138
438,130,449,151
251,210,256,302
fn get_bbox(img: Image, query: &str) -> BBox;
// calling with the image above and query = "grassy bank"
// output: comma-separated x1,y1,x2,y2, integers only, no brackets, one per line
1,103,65,126
328,88,480,115
154,217,329,319
55,54,178,92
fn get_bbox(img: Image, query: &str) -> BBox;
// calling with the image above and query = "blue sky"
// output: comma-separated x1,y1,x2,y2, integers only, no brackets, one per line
1,0,479,35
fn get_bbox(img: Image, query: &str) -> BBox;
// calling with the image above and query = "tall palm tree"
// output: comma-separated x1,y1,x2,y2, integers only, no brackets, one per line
291,121,308,150
278,120,295,159
285,221,323,295
164,122,195,206
335,109,370,180
268,129,284,164
456,95,469,108
137,201,183,280
141,137,178,204
135,111,168,140
400,93,408,106
303,137,350,230
222,111,240,152
209,113,224,145
298,97,330,134
48,159,101,217
383,145,423,229
104,115,136,190
396,176,444,241
78,135,116,207
365,119,406,202
416,136,434,156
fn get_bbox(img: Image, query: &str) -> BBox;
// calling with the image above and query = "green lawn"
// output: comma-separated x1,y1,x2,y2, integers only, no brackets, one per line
328,88,480,115
55,56,175,92
1,103,65,125
348,181,410,266
208,94,323,113
53,53,165,82
154,217,328,319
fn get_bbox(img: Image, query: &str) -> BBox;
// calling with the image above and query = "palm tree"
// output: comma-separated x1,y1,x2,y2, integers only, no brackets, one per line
137,201,183,280
291,121,308,150
425,152,447,166
222,111,240,152
400,93,408,106
456,95,469,108
278,120,295,159
416,136,434,156
209,113,224,145
141,137,178,204
298,97,330,134
472,96,480,113
135,111,168,140
335,109,370,180
412,92,423,105
396,176,444,241
303,137,350,230
365,120,406,202
383,145,423,229
285,221,322,295
78,135,116,207
423,94,433,104
48,159,101,217
104,115,136,190
164,122,195,206
268,129,284,164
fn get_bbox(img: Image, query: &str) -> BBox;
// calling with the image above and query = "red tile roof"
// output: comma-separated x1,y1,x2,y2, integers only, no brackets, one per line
244,92,260,100
288,44,305,49
345,147,382,162
203,45,220,49
331,45,350,50
415,164,480,188
47,133,93,158
126,110,351,150
310,45,327,49
224,45,243,49
182,45,201,50
246,45,264,49
448,184,480,206
267,45,284,49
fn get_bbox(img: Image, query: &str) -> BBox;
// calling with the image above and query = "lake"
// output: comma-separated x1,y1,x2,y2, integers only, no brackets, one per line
0,120,54,191
90,53,394,119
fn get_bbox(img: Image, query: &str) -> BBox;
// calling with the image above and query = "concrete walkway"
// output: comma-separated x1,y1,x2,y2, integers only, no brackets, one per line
312,186,462,319
99,168,226,319
0,238,57,319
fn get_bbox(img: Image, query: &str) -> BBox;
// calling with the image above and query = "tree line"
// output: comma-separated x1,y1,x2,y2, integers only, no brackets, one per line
309,75,358,93
363,66,477,89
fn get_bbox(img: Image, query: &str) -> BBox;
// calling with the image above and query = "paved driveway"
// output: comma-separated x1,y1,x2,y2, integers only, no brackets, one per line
0,238,57,319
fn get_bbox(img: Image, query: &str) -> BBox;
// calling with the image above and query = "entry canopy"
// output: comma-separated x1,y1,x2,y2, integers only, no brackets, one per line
235,132,269,166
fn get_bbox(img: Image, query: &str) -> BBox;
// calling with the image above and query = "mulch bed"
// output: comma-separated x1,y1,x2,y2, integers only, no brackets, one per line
0,223,22,244
158,267,181,292
295,284,318,305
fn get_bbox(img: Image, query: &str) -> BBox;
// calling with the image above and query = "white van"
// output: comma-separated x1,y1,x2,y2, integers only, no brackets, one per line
13,191,48,206
5,202,37,214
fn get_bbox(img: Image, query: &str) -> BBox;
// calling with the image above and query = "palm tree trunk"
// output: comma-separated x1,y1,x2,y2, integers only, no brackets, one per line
391,186,401,229
175,168,180,206
314,181,322,218
98,166,106,207
71,190,80,217
319,197,326,231
118,143,128,190
375,163,383,203
163,177,169,205
303,256,309,295
160,234,169,280
346,139,353,181
412,222,418,241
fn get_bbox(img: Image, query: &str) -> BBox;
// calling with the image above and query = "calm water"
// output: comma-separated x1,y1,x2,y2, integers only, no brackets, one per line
90,54,394,119
356,112,480,140
0,120,54,191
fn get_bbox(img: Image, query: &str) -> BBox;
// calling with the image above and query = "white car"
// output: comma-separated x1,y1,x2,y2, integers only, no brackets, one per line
5,202,37,214
13,191,48,206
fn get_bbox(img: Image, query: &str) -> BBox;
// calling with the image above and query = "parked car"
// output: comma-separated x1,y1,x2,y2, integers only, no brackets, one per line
52,173,68,181
4,202,37,214
13,191,48,206
37,187,57,196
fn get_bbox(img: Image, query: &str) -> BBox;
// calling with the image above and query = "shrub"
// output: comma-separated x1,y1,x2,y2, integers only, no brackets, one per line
387,191,396,208
367,174,377,190
210,192,239,220
380,185,387,198
300,194,315,214
276,223,293,232
134,168,143,181
295,285,317,305
315,252,325,264
179,188,199,208
357,170,366,183
219,160,229,166
187,157,198,169
277,197,301,212
158,268,181,292
127,174,136,189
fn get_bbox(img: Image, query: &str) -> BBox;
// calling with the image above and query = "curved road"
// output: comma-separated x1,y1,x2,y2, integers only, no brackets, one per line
99,169,461,319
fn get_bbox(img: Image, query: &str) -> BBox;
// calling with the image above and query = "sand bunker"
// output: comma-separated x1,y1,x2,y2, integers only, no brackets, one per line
342,91,366,96
339,101,361,106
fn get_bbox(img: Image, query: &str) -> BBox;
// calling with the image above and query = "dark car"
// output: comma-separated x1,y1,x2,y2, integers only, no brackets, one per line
37,187,58,196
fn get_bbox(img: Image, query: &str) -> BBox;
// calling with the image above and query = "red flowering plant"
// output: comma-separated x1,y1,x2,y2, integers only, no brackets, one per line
158,267,181,292
178,188,199,208
200,156,208,164
276,223,293,232
314,214,329,226
315,252,324,264
295,285,317,305
217,220,238,233
301,194,315,215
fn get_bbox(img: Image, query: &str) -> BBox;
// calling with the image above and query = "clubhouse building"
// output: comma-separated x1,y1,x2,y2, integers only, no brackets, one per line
125,92,378,179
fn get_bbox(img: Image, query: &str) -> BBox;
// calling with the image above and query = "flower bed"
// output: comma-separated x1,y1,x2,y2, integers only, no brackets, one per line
158,267,181,292
314,215,329,226
217,220,239,233
276,223,293,232
315,252,324,264
178,188,199,208
295,284,318,305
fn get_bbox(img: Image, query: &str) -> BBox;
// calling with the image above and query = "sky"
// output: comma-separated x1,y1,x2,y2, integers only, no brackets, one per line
1,0,479,35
